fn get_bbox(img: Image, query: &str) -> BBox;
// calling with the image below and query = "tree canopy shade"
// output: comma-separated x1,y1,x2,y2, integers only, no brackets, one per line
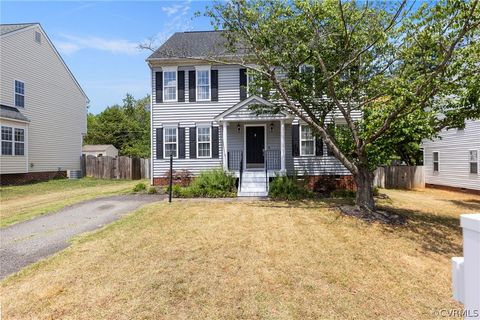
202,0,480,214
84,94,150,158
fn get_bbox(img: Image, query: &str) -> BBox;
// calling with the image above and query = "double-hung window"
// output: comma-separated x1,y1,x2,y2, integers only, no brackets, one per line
1,126,25,156
164,127,178,158
15,80,25,108
196,68,210,101
433,152,439,172
163,69,177,101
300,124,315,156
14,128,25,156
469,150,478,174
197,126,211,158
1,126,13,155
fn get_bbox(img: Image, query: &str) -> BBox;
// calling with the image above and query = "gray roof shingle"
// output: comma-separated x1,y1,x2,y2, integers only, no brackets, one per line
0,23,37,36
147,31,245,61
0,105,30,122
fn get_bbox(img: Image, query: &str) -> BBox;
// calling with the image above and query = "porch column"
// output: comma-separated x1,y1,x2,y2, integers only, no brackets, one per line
280,120,286,174
222,121,228,171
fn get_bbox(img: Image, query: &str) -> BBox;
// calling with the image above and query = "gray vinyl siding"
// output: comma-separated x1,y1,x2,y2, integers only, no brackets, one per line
151,63,354,178
422,120,480,191
0,25,87,174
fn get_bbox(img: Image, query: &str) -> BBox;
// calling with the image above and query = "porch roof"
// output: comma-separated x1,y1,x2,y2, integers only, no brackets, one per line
215,95,293,122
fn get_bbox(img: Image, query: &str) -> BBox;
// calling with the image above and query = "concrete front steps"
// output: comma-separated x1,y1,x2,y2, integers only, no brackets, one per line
237,170,268,197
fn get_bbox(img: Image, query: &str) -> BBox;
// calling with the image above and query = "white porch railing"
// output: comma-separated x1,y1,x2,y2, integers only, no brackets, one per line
452,213,480,320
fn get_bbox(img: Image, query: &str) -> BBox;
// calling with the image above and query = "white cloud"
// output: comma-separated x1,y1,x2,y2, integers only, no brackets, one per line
161,4,183,16
56,34,140,55
56,41,81,55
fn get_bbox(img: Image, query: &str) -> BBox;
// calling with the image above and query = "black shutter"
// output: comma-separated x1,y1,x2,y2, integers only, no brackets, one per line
156,128,163,159
212,126,219,158
315,137,324,156
178,71,185,102
211,70,218,101
178,127,185,159
189,127,196,158
189,71,196,102
155,72,163,103
292,125,299,157
239,68,247,100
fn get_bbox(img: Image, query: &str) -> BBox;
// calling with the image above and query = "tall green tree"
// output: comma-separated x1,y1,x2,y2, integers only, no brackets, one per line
202,0,479,215
84,94,151,158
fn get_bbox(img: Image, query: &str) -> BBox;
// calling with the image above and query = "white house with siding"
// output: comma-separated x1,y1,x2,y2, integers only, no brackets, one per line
147,31,354,196
0,23,88,184
422,120,480,194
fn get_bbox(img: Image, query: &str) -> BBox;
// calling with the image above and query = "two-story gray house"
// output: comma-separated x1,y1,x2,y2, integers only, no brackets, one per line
147,31,352,196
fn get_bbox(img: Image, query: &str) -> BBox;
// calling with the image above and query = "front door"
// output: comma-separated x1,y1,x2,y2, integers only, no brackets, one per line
246,126,265,167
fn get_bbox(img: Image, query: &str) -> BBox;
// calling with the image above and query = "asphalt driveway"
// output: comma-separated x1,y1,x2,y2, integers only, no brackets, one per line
0,194,162,280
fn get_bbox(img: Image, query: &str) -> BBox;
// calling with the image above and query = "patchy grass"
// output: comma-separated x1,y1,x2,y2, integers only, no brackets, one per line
1,188,478,319
0,178,146,227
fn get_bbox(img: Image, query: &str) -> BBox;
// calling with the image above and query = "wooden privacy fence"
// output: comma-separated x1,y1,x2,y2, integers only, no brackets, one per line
81,155,150,180
373,165,424,189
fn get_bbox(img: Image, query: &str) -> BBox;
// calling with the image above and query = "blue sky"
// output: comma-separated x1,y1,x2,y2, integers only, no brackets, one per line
1,1,214,114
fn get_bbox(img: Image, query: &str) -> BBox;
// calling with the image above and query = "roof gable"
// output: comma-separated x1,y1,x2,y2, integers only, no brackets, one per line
215,95,292,121
1,23,89,103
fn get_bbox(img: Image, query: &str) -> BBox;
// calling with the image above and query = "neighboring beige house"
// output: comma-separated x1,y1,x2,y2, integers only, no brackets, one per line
82,144,119,157
0,23,88,184
422,120,480,194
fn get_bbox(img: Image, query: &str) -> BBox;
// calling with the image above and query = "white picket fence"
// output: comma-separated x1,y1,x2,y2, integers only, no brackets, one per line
452,213,480,319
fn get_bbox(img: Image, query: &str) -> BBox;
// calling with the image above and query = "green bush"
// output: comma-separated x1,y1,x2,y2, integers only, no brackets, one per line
330,189,356,198
147,186,157,194
268,175,312,200
132,182,147,192
165,169,236,198
373,186,380,196
187,169,236,197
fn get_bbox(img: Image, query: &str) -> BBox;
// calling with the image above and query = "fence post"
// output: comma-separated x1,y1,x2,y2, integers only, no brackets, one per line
452,213,480,319
169,154,173,203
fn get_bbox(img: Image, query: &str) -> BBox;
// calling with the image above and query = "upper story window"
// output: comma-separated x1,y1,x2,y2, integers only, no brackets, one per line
196,68,210,101
433,152,439,172
469,150,478,174
163,127,178,158
299,64,315,74
15,80,25,108
163,68,177,102
197,126,211,158
300,124,315,156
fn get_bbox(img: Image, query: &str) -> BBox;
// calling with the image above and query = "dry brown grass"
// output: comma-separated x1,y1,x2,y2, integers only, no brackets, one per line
1,188,479,319
0,178,145,227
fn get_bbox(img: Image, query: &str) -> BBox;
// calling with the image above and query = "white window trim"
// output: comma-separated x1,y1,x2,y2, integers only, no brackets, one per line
196,126,212,158
299,124,316,157
163,126,178,159
433,151,439,172
196,66,211,102
1,125,25,156
162,67,177,102
14,79,25,108
469,149,478,175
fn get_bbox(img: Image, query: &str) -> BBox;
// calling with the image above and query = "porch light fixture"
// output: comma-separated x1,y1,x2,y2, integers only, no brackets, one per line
269,122,274,133
237,123,241,133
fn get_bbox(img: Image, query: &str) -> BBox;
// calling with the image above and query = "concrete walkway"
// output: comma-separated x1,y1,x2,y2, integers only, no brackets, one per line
0,194,162,280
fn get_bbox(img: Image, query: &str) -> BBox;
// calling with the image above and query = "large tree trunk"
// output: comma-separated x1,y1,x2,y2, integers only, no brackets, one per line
354,166,376,212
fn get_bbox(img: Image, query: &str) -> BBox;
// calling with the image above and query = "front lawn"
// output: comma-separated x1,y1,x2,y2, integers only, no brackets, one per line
1,188,478,319
0,178,147,227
